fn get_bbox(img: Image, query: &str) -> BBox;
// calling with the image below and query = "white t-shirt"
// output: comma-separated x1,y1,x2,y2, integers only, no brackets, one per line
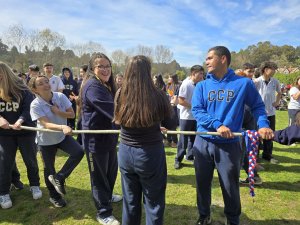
288,87,300,109
178,77,195,120
49,75,64,92
255,76,281,116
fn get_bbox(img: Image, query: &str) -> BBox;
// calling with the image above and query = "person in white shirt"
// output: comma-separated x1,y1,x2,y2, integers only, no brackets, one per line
43,63,64,92
288,77,300,125
174,65,204,169
254,61,281,164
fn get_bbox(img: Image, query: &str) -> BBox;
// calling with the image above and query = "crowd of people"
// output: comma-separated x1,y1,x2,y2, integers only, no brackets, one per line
0,46,299,225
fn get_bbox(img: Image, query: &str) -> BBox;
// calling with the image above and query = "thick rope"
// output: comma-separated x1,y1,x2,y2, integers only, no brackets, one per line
10,125,243,136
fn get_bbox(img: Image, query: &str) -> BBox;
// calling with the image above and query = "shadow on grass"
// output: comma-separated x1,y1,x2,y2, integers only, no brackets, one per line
167,174,220,188
1,186,299,225
0,185,122,225
256,180,300,192
274,145,300,154
165,203,300,225
259,163,300,173
258,155,300,165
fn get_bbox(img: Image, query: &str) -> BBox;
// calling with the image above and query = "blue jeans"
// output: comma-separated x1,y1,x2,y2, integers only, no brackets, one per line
193,136,241,225
118,142,167,225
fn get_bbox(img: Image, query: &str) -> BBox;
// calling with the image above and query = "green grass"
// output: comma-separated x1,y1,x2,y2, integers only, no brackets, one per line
1,111,300,225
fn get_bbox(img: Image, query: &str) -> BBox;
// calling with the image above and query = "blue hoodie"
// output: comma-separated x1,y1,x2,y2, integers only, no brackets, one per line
192,68,269,143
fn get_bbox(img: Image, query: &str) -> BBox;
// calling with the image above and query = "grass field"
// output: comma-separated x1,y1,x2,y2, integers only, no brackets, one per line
0,111,299,225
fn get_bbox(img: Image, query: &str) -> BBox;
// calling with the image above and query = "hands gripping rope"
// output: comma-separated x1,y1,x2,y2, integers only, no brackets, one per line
10,125,258,197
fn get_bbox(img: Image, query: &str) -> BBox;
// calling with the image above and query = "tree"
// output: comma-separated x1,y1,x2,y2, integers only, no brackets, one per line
71,41,106,56
136,45,153,60
154,45,173,64
26,29,39,51
37,28,65,51
0,39,9,54
111,50,127,66
4,23,27,53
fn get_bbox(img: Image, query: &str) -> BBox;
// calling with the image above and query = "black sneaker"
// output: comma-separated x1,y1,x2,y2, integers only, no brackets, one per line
48,175,66,195
49,197,66,208
239,177,262,185
11,180,24,190
196,216,212,225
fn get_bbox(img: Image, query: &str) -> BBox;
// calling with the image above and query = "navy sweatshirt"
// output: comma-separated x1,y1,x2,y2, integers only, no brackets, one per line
81,76,118,152
61,67,78,104
0,90,36,135
274,125,300,145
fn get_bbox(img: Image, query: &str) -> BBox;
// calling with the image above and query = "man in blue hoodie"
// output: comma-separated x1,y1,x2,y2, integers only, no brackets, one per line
191,46,274,225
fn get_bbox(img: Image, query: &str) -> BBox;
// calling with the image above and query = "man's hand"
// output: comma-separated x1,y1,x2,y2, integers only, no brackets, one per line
258,128,274,140
217,125,234,138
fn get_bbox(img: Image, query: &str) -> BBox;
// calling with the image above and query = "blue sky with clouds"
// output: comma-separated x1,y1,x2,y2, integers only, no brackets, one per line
1,0,300,66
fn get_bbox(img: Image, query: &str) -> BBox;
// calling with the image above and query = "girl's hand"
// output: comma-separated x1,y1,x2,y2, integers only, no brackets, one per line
0,117,10,129
160,127,168,133
50,104,60,115
12,119,23,130
61,125,73,135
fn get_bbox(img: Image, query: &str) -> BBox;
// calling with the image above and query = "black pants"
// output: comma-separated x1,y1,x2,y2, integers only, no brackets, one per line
39,135,84,199
86,149,118,218
166,106,179,144
175,119,196,162
262,115,275,160
0,134,40,195
67,102,77,129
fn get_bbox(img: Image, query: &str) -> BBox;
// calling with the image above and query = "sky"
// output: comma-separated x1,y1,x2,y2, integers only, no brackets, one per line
1,0,300,67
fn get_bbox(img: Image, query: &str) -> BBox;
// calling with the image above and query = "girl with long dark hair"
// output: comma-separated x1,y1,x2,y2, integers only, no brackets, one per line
114,55,172,225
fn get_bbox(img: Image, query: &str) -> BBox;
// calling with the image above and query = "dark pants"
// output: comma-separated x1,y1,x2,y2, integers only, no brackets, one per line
175,119,196,162
11,161,21,183
39,136,84,199
193,136,241,225
118,142,167,225
0,134,40,195
288,109,300,125
262,115,275,160
67,102,76,129
166,106,179,144
86,149,118,218
76,117,82,145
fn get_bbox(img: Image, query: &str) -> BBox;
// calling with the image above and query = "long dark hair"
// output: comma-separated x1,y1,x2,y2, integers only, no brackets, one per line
86,52,116,95
114,55,171,128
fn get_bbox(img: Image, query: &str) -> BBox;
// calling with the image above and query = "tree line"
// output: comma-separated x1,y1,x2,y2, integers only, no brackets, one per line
1,24,299,81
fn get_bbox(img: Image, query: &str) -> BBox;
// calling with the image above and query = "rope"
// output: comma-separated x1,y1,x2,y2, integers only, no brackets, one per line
10,125,243,136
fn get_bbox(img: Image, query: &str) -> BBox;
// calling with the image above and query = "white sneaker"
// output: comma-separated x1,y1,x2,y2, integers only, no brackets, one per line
0,194,12,209
30,186,42,200
111,194,122,203
270,158,279,164
96,215,120,225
